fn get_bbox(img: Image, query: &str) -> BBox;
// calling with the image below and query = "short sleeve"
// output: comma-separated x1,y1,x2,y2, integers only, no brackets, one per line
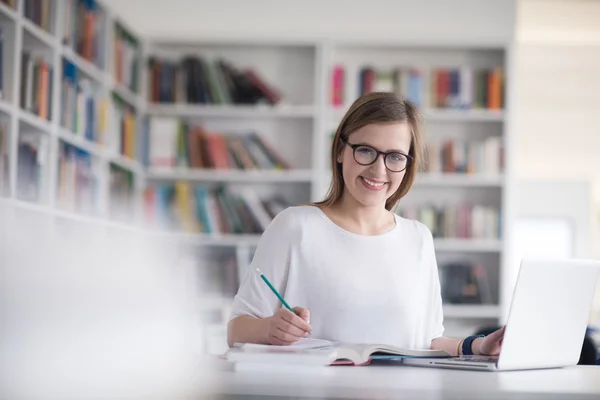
421,225,445,342
228,208,297,322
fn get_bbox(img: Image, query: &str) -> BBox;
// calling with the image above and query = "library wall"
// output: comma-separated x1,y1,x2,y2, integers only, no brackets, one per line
7,0,599,355
101,0,516,44
514,0,600,318
514,0,600,258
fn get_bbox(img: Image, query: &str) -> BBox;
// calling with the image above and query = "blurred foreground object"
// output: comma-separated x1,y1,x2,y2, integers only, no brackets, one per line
0,200,215,399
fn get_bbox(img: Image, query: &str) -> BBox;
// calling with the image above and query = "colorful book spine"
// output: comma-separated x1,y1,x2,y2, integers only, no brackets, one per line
114,22,139,92
147,56,282,105
398,203,501,240
333,65,504,110
143,185,290,235
331,65,345,106
147,119,292,171
20,52,53,120
424,137,503,175
57,142,98,213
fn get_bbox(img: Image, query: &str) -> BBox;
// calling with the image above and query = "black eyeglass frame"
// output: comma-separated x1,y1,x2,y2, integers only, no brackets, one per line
341,138,414,173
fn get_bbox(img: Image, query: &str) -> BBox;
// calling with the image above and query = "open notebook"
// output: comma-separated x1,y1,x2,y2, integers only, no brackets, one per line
227,338,450,366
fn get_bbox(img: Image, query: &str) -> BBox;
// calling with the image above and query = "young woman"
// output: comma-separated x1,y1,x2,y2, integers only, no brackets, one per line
227,92,505,357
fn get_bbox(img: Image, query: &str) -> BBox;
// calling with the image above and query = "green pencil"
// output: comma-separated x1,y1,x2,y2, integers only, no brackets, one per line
256,268,295,313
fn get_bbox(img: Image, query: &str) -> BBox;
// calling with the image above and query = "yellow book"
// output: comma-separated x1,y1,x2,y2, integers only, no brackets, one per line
174,182,202,232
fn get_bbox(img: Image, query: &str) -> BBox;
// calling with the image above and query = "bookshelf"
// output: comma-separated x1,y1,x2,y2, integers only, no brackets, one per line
322,42,511,331
139,39,513,354
1,1,515,353
0,0,145,221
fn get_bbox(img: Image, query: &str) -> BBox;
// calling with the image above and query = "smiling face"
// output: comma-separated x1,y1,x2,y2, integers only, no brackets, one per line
338,122,413,209
315,92,425,212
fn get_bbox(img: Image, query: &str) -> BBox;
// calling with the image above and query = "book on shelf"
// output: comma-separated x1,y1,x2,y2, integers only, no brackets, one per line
425,137,503,174
109,163,135,219
331,64,344,106
227,338,450,367
63,0,106,68
113,22,139,93
20,51,53,121
110,93,136,160
147,56,281,105
56,141,98,213
397,203,501,240
61,59,108,143
148,118,291,170
0,120,8,195
332,65,504,110
0,27,4,100
17,132,48,202
24,0,53,32
439,261,494,305
143,183,290,235
1,0,16,9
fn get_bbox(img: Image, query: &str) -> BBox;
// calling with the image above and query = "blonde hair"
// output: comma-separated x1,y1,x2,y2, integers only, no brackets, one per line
314,92,425,211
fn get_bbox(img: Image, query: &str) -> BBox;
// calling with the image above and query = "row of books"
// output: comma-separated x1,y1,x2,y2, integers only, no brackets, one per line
439,262,494,305
63,0,106,68
113,23,139,93
56,141,98,213
147,57,281,105
143,183,289,234
62,59,137,161
110,94,137,160
397,204,501,239
16,132,48,202
61,59,107,142
332,65,504,110
424,137,503,174
20,52,53,121
0,121,8,196
148,118,290,170
25,0,53,33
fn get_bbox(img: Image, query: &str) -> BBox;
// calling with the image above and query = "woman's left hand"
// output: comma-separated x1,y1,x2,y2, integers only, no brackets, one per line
475,326,506,356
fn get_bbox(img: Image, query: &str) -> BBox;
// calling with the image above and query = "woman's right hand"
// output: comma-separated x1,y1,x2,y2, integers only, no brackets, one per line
265,306,312,345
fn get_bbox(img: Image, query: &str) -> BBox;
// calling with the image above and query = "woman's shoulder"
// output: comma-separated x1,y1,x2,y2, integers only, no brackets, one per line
394,213,434,241
276,204,322,218
265,205,323,232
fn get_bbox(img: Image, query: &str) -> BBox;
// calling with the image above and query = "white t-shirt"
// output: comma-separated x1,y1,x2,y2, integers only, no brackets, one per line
229,205,445,349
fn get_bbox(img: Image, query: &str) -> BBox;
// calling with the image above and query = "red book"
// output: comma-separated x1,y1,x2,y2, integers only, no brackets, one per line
331,65,344,106
244,69,281,104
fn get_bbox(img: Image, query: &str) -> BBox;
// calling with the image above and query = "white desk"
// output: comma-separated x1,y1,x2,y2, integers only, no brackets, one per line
209,361,600,399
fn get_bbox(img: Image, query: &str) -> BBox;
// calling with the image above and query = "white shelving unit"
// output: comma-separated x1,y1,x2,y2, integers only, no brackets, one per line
0,0,145,221
414,173,504,187
331,107,505,124
146,167,314,183
146,103,317,119
138,39,513,355
0,1,515,353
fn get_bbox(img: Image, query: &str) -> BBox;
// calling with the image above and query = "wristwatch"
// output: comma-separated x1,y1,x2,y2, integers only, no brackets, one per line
462,334,485,356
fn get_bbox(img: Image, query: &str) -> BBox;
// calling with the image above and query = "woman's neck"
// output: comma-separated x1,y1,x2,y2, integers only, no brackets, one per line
327,192,395,236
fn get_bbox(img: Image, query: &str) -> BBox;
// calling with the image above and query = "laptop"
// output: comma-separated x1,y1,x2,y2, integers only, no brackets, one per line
403,258,600,371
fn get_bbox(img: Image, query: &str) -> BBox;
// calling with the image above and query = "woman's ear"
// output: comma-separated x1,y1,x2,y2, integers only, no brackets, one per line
336,145,344,164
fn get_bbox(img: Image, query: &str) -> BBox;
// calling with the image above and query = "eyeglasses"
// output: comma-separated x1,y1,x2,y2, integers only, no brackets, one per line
342,138,413,173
